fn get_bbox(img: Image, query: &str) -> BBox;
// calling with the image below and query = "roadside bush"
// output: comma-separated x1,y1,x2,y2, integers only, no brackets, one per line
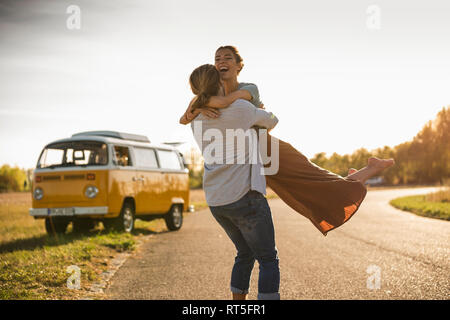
0,165,30,193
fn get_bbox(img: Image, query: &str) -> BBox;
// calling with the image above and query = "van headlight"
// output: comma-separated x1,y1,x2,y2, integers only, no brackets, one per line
85,186,99,199
33,187,44,200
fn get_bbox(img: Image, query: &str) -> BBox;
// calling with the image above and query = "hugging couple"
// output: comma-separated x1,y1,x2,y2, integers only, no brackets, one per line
180,45,395,300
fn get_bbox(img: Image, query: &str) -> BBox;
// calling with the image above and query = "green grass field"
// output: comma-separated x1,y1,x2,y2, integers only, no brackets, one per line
0,192,177,300
389,188,450,221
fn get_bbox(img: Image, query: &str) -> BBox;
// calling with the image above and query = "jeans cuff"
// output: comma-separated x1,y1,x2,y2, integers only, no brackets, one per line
257,292,280,300
230,286,249,295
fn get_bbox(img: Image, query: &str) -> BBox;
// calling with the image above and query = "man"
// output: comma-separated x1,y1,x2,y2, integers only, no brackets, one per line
191,82,280,300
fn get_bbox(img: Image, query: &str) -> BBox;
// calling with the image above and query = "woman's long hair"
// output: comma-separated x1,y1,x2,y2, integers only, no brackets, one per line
189,64,221,111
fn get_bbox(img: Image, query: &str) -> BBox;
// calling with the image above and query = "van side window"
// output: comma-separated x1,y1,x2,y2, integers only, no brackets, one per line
113,146,132,167
134,148,158,169
157,150,182,170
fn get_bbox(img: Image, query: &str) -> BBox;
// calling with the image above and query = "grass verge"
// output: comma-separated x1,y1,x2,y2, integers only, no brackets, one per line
0,193,180,300
389,188,450,221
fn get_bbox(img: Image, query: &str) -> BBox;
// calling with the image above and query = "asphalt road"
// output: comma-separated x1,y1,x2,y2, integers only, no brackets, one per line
105,187,449,300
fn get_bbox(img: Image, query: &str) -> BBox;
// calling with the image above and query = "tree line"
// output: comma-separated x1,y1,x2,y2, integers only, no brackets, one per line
310,106,449,185
0,165,32,193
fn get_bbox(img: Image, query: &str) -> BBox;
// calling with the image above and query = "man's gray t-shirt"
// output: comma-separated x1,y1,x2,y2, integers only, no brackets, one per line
238,82,264,198
191,99,278,206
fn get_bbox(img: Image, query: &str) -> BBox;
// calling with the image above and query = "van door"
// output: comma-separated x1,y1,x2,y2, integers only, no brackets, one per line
108,145,136,213
156,149,187,212
133,147,166,214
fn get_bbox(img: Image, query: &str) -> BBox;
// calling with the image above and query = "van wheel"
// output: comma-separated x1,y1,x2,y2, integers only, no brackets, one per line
103,203,135,233
165,205,183,231
72,218,96,234
45,217,69,236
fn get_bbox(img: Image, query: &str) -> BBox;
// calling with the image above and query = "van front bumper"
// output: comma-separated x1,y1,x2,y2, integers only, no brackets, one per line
29,206,108,217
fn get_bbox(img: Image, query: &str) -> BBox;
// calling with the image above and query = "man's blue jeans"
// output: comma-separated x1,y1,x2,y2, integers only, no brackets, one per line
209,190,280,300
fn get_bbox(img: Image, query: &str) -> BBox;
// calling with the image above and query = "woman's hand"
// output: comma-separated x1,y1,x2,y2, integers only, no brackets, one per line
197,107,220,119
179,105,220,124
179,97,199,124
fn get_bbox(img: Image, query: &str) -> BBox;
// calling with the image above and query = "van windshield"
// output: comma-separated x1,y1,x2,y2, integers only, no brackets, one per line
37,141,108,169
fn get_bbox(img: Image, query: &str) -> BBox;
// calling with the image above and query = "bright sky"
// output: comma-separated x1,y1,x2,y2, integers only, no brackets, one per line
1,0,449,169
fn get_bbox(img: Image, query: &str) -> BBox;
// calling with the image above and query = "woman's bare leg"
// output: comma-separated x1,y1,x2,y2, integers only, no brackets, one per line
346,157,395,184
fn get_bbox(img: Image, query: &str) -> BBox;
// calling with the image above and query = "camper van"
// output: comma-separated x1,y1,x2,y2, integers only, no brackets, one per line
29,131,190,235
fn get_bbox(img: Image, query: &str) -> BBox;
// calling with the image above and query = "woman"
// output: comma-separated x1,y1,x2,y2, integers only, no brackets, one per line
181,45,395,236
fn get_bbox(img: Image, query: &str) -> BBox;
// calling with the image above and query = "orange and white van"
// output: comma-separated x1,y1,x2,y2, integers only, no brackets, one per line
29,131,190,235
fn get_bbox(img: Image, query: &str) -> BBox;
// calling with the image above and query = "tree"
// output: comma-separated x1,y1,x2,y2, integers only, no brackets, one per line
0,165,30,192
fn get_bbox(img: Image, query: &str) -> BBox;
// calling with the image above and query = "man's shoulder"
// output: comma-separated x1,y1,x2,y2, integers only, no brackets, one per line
229,98,255,110
223,99,255,117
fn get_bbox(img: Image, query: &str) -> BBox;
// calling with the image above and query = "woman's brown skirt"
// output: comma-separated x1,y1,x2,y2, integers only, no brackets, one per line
264,134,367,236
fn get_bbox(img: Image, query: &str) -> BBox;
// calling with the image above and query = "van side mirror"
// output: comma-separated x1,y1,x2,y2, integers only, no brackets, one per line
179,153,189,168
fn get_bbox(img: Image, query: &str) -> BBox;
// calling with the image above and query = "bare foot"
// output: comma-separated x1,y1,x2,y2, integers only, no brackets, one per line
348,168,358,175
346,157,395,184
367,157,395,172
